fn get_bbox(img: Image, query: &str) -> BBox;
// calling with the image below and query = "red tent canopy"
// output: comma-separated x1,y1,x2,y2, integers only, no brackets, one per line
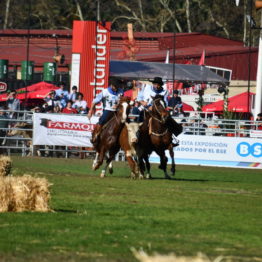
202,92,255,113
0,82,59,102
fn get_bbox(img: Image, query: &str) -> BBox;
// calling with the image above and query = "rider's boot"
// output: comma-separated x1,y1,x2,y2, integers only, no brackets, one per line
91,124,102,144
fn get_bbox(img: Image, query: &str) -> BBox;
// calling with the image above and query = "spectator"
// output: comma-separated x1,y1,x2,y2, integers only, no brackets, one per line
6,90,20,119
255,113,262,130
31,106,41,113
129,100,143,123
53,105,61,113
45,106,54,113
62,100,78,114
55,82,69,108
167,90,183,116
69,86,78,103
44,90,60,110
73,92,88,114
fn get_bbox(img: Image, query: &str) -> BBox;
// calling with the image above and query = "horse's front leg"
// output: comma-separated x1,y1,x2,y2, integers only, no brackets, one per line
93,147,106,171
100,156,111,178
156,149,170,179
144,154,152,179
108,161,113,174
169,144,176,176
137,156,145,179
100,148,118,177
92,152,99,170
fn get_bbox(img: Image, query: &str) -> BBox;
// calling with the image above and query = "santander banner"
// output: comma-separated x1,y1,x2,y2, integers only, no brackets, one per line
71,21,111,115
33,113,99,147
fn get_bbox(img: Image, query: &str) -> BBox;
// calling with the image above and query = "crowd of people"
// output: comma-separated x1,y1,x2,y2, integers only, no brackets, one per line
35,82,89,115
0,78,262,134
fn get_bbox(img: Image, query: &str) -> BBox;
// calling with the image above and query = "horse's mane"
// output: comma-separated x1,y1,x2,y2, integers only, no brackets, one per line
153,95,164,101
153,95,166,108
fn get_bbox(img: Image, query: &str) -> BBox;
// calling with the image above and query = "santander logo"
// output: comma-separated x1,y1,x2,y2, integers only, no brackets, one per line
90,24,109,114
40,118,95,132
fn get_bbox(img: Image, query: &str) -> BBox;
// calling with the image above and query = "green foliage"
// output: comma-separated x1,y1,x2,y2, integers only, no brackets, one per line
0,157,261,262
0,0,260,44
195,89,204,111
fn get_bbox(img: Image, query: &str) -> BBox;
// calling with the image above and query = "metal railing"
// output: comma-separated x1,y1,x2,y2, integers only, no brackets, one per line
0,110,261,157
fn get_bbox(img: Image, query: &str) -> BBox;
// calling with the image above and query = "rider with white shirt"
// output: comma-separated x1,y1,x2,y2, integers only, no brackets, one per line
139,77,169,107
138,77,182,142
87,78,123,144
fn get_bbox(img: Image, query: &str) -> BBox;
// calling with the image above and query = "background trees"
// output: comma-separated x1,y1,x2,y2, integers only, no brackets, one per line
0,0,260,45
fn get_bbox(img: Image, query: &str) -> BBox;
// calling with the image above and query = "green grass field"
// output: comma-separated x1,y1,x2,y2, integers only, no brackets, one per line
1,157,262,262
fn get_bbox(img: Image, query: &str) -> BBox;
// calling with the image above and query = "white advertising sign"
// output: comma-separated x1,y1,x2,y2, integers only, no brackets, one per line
150,135,262,168
250,130,262,138
33,113,98,147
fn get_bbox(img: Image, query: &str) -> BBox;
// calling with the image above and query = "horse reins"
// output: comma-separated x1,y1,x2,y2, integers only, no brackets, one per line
149,98,169,137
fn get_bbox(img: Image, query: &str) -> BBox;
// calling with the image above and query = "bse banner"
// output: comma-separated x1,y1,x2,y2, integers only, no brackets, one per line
150,135,262,168
33,113,98,147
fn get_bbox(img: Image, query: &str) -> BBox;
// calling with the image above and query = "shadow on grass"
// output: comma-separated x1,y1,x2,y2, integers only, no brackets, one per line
149,177,209,182
53,209,78,213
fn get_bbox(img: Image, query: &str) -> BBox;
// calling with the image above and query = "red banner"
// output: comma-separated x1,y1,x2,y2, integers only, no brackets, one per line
71,21,111,114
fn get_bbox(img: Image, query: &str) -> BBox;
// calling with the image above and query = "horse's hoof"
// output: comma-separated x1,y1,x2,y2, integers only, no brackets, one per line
100,171,105,178
165,174,171,180
130,172,136,179
145,173,152,179
109,168,113,174
139,174,144,179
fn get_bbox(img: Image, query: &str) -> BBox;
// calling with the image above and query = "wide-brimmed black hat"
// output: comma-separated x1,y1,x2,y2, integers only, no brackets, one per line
151,77,164,86
109,78,122,87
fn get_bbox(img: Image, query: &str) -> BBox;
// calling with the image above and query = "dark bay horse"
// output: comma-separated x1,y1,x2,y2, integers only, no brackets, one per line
92,97,131,178
137,95,182,179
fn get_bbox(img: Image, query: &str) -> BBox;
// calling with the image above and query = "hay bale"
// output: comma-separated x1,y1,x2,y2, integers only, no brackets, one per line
0,156,12,177
0,175,51,212
132,250,223,262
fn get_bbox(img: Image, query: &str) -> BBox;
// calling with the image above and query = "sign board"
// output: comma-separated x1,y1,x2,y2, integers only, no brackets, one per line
150,134,262,168
33,113,98,147
71,21,111,115
250,130,262,138
0,82,7,92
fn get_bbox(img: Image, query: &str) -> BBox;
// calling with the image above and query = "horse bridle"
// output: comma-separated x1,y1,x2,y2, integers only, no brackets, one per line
152,98,167,124
150,98,169,136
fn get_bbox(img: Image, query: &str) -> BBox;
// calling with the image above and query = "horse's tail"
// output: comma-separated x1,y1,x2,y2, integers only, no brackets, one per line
167,117,183,136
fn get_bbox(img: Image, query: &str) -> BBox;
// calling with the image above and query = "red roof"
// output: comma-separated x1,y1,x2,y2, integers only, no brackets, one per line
0,29,258,80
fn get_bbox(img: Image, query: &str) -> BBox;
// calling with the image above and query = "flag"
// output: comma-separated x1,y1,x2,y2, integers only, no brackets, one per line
165,50,170,64
198,50,205,66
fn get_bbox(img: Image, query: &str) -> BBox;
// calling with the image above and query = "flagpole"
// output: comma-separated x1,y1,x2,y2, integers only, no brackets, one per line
172,30,176,96
255,10,262,118
247,0,252,116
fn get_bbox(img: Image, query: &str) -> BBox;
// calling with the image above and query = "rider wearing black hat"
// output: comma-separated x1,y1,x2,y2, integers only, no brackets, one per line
138,77,182,137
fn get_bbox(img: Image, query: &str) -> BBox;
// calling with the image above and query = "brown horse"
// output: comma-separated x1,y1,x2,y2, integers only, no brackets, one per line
137,95,182,179
92,97,131,177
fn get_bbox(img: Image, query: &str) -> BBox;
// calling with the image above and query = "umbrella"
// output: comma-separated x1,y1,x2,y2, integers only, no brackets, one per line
182,102,195,111
202,92,255,113
0,82,59,102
